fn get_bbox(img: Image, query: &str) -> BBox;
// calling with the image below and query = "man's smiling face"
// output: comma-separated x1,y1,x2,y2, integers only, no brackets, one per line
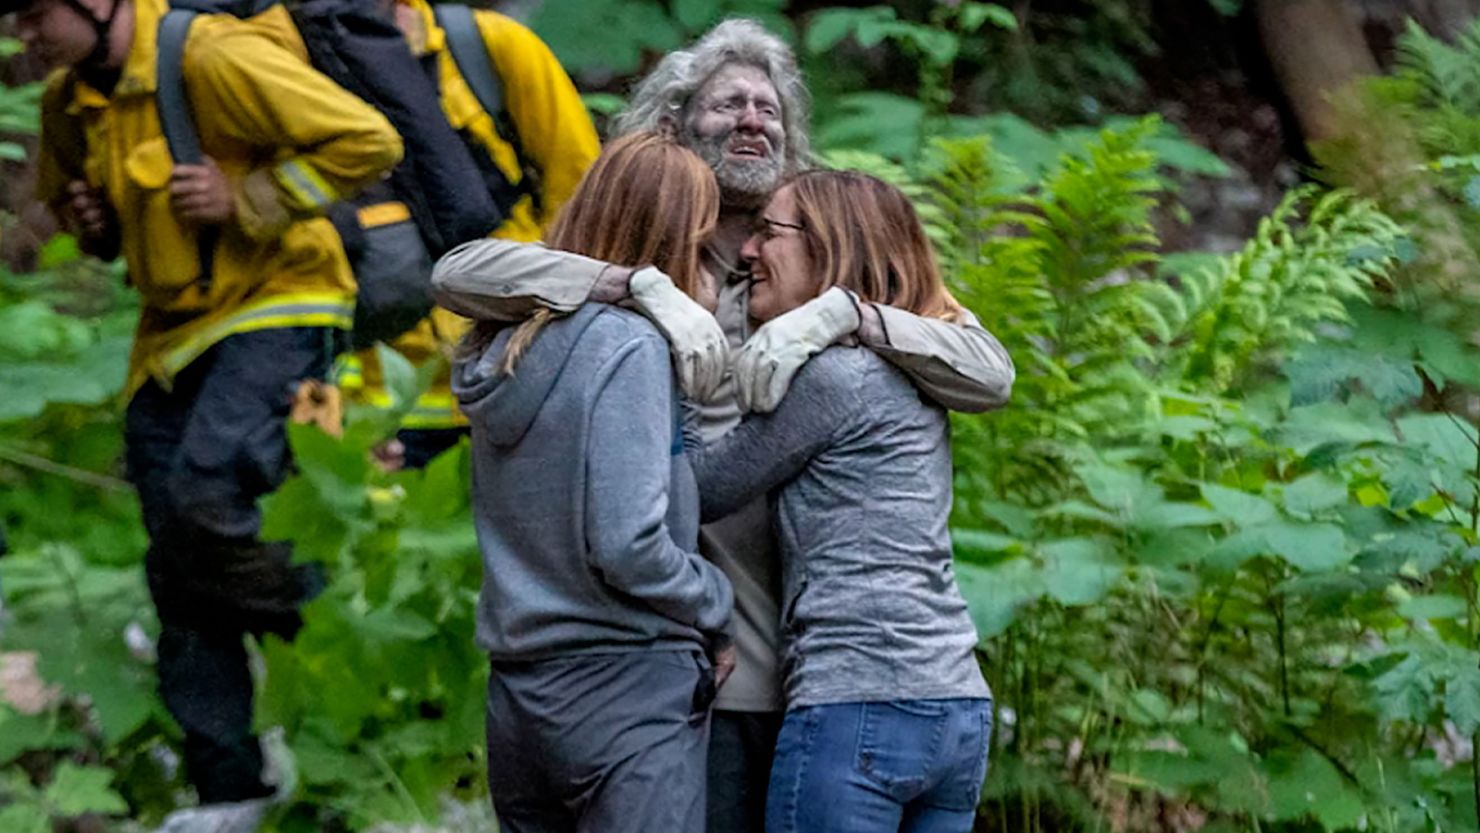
685,63,787,208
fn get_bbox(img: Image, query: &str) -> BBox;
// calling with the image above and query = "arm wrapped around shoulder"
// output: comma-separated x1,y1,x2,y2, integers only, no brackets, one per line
431,238,609,321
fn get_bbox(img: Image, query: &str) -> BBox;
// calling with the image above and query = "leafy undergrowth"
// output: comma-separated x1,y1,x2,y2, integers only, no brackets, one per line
2,41,1480,833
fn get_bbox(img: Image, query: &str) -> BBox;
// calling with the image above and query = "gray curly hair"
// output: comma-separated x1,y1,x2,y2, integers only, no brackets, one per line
612,18,812,173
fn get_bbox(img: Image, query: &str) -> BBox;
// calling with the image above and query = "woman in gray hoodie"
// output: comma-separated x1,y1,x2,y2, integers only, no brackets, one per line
691,171,994,833
443,131,734,833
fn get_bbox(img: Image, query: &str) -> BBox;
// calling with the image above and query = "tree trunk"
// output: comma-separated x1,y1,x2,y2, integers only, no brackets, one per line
1254,0,1380,143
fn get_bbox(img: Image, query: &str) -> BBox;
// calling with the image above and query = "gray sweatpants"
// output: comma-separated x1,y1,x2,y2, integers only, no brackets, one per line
486,650,715,833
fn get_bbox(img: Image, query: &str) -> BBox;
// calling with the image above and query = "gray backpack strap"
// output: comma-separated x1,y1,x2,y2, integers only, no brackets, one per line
156,9,203,165
435,4,502,120
434,3,544,212
156,8,217,289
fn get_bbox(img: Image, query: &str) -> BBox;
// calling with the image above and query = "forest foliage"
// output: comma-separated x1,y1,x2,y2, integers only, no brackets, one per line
1,1,1480,832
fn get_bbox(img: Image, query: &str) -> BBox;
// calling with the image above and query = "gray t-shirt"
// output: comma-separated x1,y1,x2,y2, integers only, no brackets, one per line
689,346,990,707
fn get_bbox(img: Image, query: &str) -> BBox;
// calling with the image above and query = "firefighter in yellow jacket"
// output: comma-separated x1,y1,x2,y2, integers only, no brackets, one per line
340,0,600,468
9,0,402,805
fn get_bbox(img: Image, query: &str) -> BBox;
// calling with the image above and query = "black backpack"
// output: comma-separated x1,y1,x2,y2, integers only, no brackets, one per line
156,0,529,348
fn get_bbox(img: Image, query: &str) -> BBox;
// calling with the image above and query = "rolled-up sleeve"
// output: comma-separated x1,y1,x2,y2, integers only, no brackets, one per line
431,238,608,321
869,305,1015,413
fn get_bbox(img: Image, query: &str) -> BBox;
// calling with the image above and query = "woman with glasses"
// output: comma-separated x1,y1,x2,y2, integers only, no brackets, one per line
690,170,993,833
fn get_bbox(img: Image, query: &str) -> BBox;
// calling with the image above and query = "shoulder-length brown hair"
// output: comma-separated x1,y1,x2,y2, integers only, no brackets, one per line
468,130,720,371
545,130,719,298
788,170,962,322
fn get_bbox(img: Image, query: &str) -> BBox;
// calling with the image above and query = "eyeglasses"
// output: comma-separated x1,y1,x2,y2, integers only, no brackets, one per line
755,216,804,241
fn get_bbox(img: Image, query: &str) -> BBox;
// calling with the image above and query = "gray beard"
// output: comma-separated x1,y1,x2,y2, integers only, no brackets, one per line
687,130,785,207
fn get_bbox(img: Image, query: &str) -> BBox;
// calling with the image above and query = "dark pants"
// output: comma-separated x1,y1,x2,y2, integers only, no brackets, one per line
124,327,332,803
486,650,715,833
766,699,992,833
708,710,783,833
397,426,468,470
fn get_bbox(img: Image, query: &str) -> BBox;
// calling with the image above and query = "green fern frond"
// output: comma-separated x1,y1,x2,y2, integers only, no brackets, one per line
1395,18,1480,112
1173,188,1402,393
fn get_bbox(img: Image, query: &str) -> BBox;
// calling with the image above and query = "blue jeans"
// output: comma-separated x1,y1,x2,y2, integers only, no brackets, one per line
765,699,992,833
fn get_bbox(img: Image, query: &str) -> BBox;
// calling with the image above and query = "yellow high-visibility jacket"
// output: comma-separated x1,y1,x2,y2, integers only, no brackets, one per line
343,0,600,429
35,0,404,399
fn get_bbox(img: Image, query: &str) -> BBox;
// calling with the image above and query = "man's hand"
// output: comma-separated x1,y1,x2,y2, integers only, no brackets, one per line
713,642,737,689
371,439,406,473
589,264,635,304
628,266,729,401
63,180,114,240
170,158,236,224
733,287,861,413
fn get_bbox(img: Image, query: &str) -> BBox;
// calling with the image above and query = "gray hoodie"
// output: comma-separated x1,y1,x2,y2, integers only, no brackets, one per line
452,303,734,661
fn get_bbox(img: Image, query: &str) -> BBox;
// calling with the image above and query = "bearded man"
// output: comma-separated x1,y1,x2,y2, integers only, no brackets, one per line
432,19,1014,833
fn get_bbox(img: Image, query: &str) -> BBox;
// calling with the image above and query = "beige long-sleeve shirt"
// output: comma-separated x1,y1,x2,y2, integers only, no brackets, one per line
431,238,1014,711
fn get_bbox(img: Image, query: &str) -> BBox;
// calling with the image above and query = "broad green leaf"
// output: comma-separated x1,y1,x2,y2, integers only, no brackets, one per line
1137,528,1214,567
1112,749,1224,790
888,22,959,66
976,501,1037,538
1398,594,1468,620
1261,521,1349,572
1373,651,1437,724
42,763,127,816
1354,525,1455,573
36,234,82,268
0,805,50,833
1200,483,1278,526
533,0,683,75
358,608,437,642
1275,398,1394,453
951,528,1021,562
1348,305,1480,388
581,93,626,116
1398,413,1478,462
1285,343,1421,408
1127,688,1172,724
1264,748,1364,829
35,628,156,745
287,422,371,516
0,707,84,765
1207,527,1267,571
1135,501,1221,529
1041,500,1122,528
1039,538,1121,605
958,2,1018,32
1281,472,1348,518
955,559,1043,637
805,7,894,54
1448,666,1480,735
260,475,356,564
1154,414,1218,440
1383,455,1434,509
